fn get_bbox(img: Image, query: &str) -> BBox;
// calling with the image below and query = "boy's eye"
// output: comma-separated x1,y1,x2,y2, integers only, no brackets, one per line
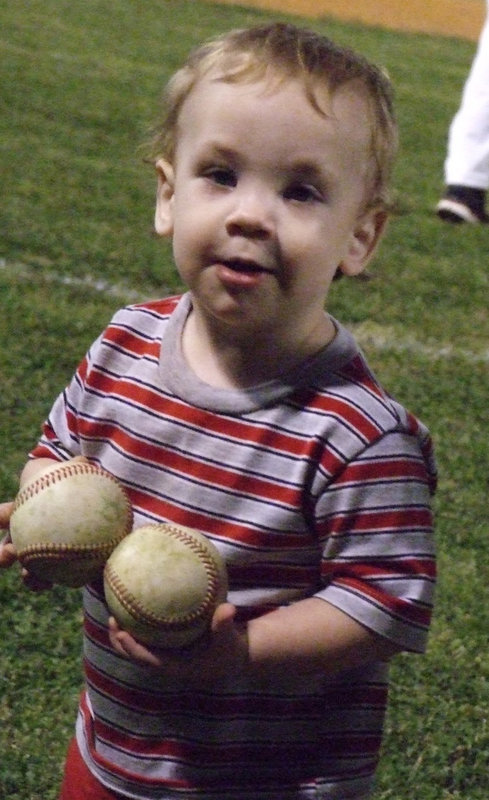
283,183,322,203
203,167,237,187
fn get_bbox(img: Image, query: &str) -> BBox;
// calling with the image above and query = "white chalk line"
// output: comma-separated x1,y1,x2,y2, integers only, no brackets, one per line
1,258,488,364
0,258,155,304
350,321,489,365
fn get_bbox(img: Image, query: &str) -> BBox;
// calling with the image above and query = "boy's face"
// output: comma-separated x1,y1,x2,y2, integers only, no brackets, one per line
155,75,385,343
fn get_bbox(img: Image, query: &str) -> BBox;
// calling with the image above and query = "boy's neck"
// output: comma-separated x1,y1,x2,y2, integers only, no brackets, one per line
181,307,335,390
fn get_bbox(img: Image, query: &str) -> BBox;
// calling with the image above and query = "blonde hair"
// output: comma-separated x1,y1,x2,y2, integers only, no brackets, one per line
148,23,398,210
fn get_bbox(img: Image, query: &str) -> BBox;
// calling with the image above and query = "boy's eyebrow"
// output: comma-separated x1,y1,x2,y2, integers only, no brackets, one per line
197,145,332,179
286,160,327,178
284,159,337,186
195,142,241,163
191,139,338,186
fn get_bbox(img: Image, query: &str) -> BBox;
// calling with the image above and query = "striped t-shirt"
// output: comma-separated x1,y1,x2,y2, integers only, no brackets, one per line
31,293,436,800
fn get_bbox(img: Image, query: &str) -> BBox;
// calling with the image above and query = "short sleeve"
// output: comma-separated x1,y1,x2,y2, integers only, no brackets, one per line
314,428,436,653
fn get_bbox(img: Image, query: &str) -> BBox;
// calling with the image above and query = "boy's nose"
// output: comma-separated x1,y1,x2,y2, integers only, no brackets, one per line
225,189,274,238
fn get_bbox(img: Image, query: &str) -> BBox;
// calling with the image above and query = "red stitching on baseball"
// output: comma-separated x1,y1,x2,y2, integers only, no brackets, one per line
14,462,130,509
19,539,121,560
105,525,222,630
12,463,133,535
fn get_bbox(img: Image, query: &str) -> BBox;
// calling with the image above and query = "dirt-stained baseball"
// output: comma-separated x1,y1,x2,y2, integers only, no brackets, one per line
10,461,133,587
103,523,228,648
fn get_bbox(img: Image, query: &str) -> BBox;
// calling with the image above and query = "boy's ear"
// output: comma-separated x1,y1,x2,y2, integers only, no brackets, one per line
154,158,175,237
339,208,388,277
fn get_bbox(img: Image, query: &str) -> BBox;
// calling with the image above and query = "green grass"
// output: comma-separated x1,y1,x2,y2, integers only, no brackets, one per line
1,1,489,797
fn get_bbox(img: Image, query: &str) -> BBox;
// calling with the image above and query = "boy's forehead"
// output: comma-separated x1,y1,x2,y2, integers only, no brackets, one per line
178,73,372,151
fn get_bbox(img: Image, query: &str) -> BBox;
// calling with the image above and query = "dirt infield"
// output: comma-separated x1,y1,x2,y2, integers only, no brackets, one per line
214,0,485,41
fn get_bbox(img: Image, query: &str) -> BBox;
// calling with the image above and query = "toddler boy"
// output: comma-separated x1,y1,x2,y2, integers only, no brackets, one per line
1,22,436,800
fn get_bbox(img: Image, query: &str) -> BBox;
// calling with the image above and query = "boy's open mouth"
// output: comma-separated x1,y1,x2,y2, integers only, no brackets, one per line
221,258,271,275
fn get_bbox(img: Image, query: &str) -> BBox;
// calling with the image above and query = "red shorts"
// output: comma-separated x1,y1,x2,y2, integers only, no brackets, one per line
58,737,127,800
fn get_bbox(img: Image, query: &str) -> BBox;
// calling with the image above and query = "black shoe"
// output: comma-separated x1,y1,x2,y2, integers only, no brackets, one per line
436,185,489,224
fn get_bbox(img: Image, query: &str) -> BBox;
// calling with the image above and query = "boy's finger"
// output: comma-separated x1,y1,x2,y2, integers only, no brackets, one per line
0,501,14,528
211,602,237,634
0,539,17,567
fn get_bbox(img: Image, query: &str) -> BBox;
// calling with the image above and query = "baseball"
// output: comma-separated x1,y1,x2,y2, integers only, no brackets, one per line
10,460,133,587
104,523,228,649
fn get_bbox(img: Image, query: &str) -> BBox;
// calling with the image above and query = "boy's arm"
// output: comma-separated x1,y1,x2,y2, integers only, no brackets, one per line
109,595,401,682
246,596,401,675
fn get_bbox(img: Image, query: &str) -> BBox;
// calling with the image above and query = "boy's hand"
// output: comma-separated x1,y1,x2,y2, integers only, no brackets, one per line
8,455,89,590
0,500,52,590
0,502,16,568
108,603,249,684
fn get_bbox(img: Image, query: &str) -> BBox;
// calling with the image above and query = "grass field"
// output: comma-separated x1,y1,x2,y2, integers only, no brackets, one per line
1,1,489,798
